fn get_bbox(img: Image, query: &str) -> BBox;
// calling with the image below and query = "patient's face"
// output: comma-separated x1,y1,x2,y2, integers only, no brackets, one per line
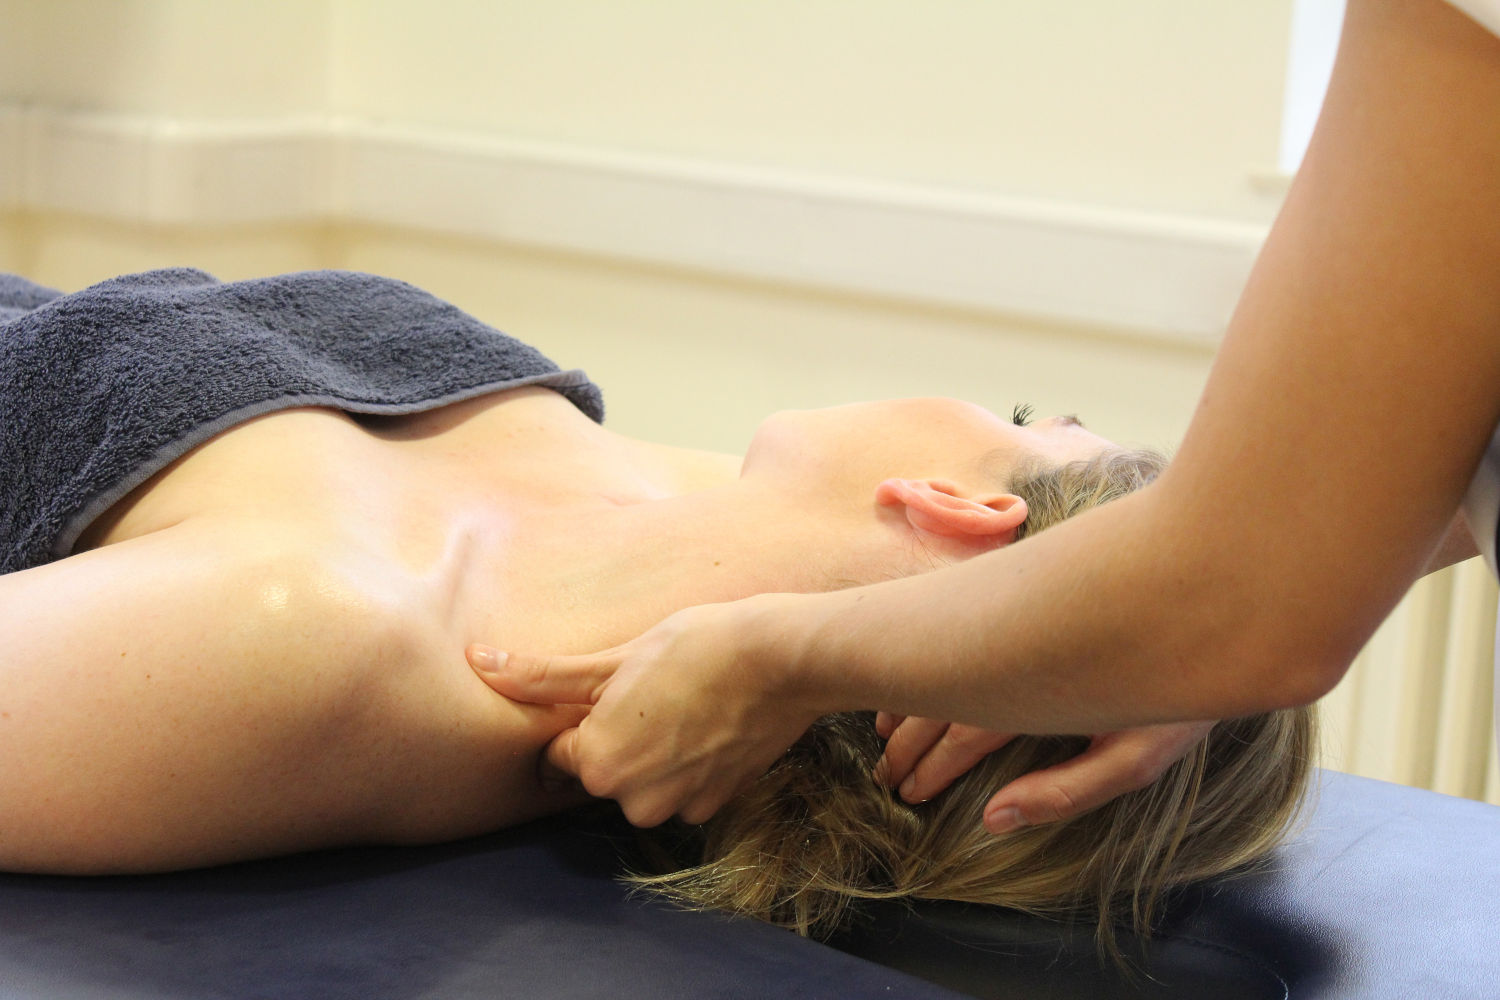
742,398,1115,494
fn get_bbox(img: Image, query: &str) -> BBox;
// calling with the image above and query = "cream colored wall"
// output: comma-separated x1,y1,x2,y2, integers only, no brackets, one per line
0,0,328,117
3,0,1277,449
336,226,1214,453
328,0,1291,222
1,210,1212,452
6,214,331,290
0,213,17,273
2,0,1295,227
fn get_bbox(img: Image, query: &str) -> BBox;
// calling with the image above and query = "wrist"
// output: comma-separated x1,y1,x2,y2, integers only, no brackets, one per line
732,589,853,722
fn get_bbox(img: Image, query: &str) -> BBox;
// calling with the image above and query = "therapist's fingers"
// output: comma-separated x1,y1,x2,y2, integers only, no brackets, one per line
466,643,620,705
874,711,905,739
896,724,1016,804
980,721,1215,835
874,716,949,791
544,726,584,782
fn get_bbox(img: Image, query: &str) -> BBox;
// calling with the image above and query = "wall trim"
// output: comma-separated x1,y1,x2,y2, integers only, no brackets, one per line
0,103,1267,344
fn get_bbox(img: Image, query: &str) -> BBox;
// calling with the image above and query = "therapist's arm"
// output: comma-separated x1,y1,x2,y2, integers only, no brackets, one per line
475,0,1500,827
876,506,1478,825
794,0,1500,731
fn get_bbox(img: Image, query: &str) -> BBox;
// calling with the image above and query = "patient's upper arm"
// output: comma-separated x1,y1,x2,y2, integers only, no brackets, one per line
0,520,460,873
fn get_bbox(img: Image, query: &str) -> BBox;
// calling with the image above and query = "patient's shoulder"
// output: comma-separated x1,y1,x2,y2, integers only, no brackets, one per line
0,517,441,873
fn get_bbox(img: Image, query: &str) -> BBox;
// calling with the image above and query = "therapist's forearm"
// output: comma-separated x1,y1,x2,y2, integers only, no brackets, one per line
779,485,1336,735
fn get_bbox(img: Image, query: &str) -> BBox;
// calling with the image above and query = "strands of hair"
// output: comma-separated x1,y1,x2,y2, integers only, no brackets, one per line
631,447,1316,967
633,706,1313,968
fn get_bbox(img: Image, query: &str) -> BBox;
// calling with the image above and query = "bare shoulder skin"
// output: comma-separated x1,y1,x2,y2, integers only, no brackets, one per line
0,518,593,873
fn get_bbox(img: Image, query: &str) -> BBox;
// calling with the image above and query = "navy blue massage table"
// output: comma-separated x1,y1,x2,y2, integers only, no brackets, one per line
1,769,1495,999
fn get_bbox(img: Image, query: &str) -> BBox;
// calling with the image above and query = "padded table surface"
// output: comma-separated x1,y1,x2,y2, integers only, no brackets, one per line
0,770,1495,999
839,770,1500,998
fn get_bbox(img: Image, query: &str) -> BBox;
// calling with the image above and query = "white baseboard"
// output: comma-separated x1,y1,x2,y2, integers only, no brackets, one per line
0,103,1267,344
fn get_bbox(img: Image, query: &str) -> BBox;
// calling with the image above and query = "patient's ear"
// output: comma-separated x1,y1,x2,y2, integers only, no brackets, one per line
874,478,1028,548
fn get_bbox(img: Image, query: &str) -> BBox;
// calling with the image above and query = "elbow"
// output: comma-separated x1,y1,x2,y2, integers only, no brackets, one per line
1212,622,1358,717
1262,651,1349,711
1167,594,1359,719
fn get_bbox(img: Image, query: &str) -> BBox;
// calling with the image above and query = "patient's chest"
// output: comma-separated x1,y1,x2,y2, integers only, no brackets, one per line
74,388,597,642
78,407,435,556
73,385,673,670
79,388,557,554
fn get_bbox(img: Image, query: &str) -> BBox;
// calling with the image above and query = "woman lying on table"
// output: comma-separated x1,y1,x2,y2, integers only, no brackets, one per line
0,268,1310,957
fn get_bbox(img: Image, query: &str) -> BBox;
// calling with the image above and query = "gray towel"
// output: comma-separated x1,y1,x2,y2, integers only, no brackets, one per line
0,268,604,574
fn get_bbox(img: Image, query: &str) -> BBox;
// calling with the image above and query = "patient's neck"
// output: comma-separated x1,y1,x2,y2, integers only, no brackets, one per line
506,463,856,657
454,406,883,657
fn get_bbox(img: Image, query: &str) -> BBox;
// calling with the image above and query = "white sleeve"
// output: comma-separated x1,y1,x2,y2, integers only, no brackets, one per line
1446,0,1500,37
1471,425,1500,751
1462,425,1500,576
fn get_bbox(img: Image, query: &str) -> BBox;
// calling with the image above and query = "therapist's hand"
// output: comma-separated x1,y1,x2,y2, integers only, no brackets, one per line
465,595,820,828
876,714,1214,835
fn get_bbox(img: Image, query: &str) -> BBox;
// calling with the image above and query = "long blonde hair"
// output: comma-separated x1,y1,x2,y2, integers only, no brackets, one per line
632,448,1316,960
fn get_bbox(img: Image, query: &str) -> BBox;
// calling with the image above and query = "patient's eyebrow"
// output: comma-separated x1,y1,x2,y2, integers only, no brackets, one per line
1050,414,1085,429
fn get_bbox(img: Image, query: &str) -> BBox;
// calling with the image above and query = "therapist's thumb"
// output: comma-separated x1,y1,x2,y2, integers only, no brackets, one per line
466,643,615,705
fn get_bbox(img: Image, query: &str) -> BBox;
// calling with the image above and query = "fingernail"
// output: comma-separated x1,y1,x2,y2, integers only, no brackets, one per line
469,645,507,672
872,757,890,787
899,776,926,803
985,806,1026,834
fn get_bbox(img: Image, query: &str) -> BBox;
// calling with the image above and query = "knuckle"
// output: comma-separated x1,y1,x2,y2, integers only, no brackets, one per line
900,721,947,756
1038,784,1081,823
679,802,715,826
880,752,916,783
524,657,554,685
628,801,672,828
574,762,614,800
883,736,916,766
947,725,994,751
917,718,950,739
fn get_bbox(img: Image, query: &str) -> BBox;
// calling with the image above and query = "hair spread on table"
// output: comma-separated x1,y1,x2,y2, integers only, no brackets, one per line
629,446,1317,964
